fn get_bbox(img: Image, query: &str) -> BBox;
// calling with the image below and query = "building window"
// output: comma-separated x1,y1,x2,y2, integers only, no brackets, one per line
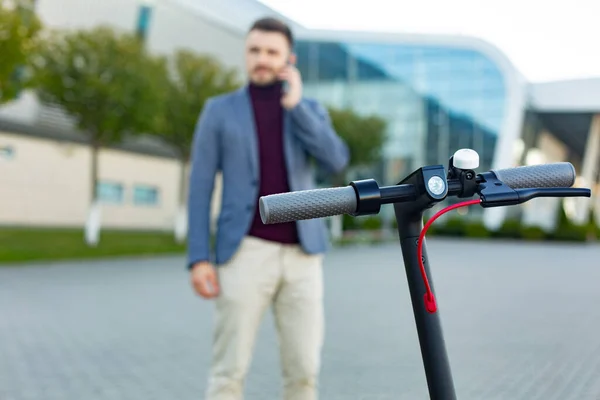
296,39,507,177
0,146,15,161
136,4,153,41
97,181,124,204
133,184,159,206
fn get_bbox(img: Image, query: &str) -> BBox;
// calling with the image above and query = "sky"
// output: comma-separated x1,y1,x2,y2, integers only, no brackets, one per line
258,0,600,83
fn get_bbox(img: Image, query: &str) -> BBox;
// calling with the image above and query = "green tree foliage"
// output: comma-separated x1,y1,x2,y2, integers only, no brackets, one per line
327,107,388,183
326,107,388,236
30,26,168,201
0,0,42,103
158,49,240,205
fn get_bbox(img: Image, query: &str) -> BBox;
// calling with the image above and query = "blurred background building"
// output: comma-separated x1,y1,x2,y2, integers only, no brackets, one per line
1,0,599,233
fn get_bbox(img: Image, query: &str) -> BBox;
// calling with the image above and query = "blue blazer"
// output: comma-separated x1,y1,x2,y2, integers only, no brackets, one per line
187,85,350,267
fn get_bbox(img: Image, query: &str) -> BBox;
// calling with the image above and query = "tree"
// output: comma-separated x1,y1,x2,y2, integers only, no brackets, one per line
30,26,168,245
156,49,240,242
327,107,388,184
0,0,42,104
327,107,388,237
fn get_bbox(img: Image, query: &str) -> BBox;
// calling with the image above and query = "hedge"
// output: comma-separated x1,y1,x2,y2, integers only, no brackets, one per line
341,205,600,243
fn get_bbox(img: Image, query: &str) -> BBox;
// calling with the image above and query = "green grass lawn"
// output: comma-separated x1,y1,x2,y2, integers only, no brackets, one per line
0,227,186,264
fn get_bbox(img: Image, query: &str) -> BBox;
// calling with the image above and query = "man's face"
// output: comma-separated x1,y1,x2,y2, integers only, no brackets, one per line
245,29,292,86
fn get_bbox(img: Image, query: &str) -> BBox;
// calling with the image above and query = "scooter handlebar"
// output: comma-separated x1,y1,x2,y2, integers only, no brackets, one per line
259,161,584,225
490,162,576,189
259,186,357,224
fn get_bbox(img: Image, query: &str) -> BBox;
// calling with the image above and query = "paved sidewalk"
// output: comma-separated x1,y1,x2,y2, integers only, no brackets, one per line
1,239,600,399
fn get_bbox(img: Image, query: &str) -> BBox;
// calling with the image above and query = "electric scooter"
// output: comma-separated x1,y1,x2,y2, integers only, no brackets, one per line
257,149,591,400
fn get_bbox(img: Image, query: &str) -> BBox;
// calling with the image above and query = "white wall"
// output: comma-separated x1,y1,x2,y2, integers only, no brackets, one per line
34,0,249,74
0,132,90,226
0,132,172,228
0,131,224,230
147,0,246,75
95,149,180,229
35,0,139,32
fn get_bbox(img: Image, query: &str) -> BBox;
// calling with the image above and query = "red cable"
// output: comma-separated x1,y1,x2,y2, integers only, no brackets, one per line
418,199,481,314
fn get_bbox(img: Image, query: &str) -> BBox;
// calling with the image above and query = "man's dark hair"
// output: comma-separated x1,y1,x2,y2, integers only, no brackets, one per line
249,17,294,48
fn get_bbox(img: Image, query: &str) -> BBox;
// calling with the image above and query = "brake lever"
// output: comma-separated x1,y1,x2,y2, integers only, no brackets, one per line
476,173,591,208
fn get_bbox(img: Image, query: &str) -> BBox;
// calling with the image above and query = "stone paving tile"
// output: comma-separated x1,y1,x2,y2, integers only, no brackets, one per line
1,239,600,399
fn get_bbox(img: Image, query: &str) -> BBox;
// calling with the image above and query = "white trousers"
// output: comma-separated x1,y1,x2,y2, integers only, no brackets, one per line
205,236,325,400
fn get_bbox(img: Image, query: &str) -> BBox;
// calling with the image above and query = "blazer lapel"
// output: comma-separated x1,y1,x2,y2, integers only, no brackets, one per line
234,86,259,178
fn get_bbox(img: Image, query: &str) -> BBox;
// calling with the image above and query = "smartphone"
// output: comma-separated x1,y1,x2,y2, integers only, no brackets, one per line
280,60,292,93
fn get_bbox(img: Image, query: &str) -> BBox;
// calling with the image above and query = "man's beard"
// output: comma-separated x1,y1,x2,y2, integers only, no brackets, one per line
250,66,282,86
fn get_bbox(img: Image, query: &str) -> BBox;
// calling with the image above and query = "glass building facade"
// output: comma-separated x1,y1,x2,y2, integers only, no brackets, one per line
295,39,507,186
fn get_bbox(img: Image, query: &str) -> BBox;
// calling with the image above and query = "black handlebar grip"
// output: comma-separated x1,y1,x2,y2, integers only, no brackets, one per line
491,162,576,189
259,186,358,224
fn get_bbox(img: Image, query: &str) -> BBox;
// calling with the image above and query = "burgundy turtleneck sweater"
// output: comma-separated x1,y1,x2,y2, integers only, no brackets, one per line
247,81,299,244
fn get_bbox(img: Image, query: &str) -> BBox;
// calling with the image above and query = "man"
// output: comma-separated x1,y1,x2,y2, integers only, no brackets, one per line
187,17,350,400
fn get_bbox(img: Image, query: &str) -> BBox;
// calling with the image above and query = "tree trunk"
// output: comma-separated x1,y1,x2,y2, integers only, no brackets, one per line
178,157,187,207
85,139,101,246
90,140,99,202
174,157,188,243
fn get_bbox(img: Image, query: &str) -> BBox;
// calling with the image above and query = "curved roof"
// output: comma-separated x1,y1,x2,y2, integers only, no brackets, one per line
526,78,600,158
294,29,527,87
528,78,600,112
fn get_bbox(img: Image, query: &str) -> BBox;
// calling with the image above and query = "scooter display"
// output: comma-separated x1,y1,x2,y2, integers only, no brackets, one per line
258,149,592,400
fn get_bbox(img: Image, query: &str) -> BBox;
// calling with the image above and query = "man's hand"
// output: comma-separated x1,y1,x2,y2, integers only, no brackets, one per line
190,261,220,299
279,64,302,110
